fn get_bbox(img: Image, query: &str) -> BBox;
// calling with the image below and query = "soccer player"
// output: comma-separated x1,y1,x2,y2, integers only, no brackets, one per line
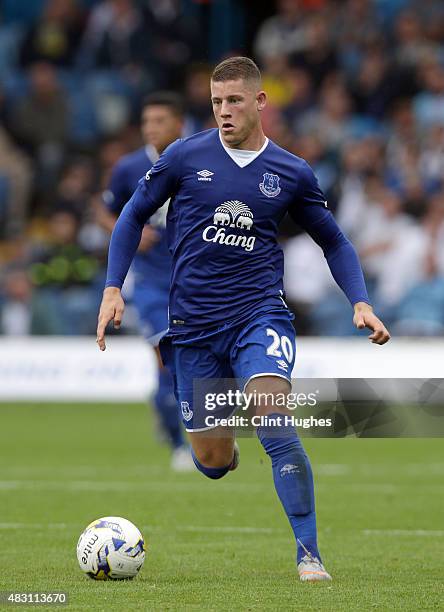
96,92,194,472
97,57,390,581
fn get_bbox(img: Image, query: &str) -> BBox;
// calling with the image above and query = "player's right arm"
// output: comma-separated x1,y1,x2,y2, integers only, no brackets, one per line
96,139,183,350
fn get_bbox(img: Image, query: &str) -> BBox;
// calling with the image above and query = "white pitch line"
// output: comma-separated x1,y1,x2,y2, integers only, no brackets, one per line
0,480,410,493
1,463,443,478
0,522,281,535
359,463,444,476
363,529,444,537
0,480,267,493
0,523,68,529
2,480,442,502
315,464,351,475
180,525,281,534
2,523,441,538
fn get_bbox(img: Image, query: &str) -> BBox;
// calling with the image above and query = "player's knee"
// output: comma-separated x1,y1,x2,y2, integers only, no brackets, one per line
191,448,232,480
245,376,291,417
192,445,232,469
190,441,235,479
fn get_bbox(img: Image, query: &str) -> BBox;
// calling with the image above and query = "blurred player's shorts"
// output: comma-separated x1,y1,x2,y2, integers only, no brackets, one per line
133,286,169,345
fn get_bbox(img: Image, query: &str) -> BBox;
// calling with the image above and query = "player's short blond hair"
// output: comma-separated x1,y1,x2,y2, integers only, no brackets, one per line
211,56,261,86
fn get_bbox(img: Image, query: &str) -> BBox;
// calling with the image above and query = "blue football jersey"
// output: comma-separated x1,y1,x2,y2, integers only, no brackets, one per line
103,145,170,290
106,129,369,334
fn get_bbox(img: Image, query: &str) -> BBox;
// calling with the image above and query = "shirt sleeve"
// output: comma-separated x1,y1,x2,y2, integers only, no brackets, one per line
288,160,370,306
105,139,183,289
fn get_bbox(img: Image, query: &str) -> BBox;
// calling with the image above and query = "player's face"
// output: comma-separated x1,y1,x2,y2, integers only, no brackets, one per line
141,105,183,153
211,79,266,148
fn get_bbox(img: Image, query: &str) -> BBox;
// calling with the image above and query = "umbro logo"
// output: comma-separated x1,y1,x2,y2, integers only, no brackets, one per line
197,169,214,182
280,464,300,477
276,359,289,371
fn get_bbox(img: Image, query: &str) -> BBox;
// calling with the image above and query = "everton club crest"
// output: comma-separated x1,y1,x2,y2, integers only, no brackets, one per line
259,172,281,198
181,401,193,422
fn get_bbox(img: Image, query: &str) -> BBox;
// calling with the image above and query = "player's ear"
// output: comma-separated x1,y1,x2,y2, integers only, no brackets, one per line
257,90,267,112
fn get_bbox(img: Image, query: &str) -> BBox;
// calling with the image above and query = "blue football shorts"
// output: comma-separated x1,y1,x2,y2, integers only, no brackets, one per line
159,309,296,432
133,284,169,346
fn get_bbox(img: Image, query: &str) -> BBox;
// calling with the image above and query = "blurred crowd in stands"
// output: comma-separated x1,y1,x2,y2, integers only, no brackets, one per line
1,0,444,336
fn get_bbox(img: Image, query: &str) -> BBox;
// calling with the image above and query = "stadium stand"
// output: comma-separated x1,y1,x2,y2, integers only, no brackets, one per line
1,0,444,336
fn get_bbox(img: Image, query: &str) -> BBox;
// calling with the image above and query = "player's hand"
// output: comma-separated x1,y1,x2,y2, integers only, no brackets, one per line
353,302,391,345
138,226,159,253
96,287,125,351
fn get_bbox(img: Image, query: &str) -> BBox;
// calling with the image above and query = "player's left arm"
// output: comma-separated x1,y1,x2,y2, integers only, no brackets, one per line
352,301,390,345
289,161,390,345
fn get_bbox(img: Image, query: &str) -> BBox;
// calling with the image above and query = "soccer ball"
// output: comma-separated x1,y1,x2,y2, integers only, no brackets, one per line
76,516,146,580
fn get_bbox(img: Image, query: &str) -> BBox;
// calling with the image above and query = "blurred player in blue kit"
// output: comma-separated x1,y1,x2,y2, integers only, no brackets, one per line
96,92,194,472
97,58,390,581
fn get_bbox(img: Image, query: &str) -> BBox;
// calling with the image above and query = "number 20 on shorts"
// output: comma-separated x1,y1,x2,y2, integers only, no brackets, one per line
266,328,294,363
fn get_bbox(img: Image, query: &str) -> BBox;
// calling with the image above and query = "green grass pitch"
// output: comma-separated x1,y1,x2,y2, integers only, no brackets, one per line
0,403,442,611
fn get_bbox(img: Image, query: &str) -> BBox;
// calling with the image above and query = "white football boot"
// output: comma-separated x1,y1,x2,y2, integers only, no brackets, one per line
170,446,195,472
297,540,332,582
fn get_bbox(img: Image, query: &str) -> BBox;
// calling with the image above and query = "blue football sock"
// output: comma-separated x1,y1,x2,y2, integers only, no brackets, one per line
191,448,231,479
257,413,321,564
154,368,184,449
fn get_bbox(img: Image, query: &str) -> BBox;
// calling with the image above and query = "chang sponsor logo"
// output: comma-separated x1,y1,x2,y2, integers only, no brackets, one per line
202,200,256,252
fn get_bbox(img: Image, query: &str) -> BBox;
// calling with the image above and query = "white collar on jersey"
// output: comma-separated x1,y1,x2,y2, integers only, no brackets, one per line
219,131,269,168
145,144,159,163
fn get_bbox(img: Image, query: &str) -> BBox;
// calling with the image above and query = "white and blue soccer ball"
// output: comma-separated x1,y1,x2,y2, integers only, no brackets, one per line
76,516,146,580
